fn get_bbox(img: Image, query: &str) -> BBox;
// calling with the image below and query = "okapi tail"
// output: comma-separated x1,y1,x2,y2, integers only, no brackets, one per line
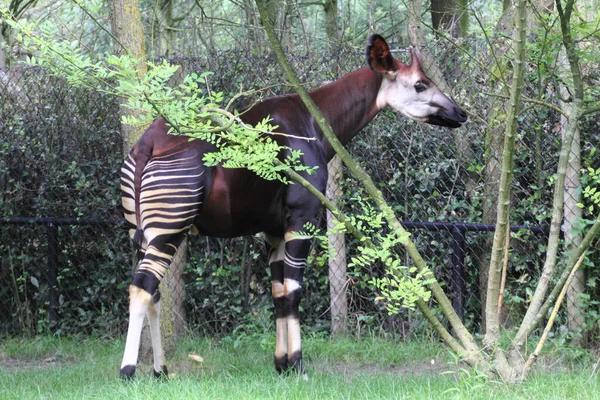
132,228,144,258
120,122,158,266
131,136,153,255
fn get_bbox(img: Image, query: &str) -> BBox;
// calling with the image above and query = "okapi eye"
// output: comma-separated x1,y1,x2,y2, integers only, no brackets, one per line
415,81,427,93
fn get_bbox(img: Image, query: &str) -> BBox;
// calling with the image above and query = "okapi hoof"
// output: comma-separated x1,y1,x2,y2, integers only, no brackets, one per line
153,365,169,380
274,354,289,374
275,352,308,380
120,365,136,380
288,351,307,377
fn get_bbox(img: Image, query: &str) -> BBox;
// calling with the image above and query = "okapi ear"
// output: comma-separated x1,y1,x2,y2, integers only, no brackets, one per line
366,34,397,73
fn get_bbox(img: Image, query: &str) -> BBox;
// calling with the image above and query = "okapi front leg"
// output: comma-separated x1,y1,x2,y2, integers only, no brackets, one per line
267,233,311,378
266,235,288,373
282,234,310,377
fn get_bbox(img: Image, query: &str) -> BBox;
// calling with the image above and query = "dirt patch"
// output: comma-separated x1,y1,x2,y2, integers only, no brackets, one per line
1,355,77,371
328,357,460,380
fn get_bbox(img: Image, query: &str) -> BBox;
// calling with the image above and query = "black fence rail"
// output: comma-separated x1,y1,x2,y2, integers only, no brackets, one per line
400,221,549,320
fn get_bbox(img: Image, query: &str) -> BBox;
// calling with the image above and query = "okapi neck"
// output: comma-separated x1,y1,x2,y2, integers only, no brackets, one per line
310,67,384,161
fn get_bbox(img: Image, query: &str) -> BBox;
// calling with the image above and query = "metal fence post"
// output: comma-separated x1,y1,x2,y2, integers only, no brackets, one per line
46,223,59,330
451,226,466,321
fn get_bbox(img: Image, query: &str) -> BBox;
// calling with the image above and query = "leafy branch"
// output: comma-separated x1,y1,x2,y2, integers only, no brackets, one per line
1,8,317,183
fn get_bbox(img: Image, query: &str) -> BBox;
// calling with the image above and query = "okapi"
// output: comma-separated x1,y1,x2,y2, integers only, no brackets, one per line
119,34,467,379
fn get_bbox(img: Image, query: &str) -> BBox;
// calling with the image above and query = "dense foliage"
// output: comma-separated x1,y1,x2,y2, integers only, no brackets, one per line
1,39,598,341
0,67,128,335
1,1,599,347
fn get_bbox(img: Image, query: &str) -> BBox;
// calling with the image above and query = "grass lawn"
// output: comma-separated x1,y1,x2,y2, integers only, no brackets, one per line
1,333,599,399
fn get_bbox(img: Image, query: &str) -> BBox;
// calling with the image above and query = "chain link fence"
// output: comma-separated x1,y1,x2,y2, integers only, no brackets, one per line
1,39,599,345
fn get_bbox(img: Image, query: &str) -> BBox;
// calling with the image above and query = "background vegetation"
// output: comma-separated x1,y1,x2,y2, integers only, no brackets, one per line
1,0,600,385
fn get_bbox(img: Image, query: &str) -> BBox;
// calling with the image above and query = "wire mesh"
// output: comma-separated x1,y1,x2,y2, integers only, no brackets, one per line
1,39,598,344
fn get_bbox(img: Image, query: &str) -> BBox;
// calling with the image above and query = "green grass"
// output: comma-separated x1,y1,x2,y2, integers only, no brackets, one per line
1,334,599,399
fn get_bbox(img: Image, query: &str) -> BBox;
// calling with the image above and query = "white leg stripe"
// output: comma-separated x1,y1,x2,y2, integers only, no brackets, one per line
287,317,301,355
284,278,301,295
284,252,306,269
121,288,152,369
147,300,165,372
275,318,288,359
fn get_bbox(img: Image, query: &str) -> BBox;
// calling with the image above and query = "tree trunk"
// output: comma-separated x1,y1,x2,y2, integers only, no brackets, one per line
108,0,147,156
153,1,188,357
483,0,528,381
508,0,585,364
562,111,585,346
0,28,6,70
559,43,585,349
430,0,461,38
323,0,339,45
109,0,183,362
459,0,469,36
472,0,518,331
243,0,262,53
478,0,554,334
154,0,175,56
327,155,347,336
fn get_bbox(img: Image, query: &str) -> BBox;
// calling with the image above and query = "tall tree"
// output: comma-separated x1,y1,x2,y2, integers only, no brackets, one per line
430,0,462,38
556,0,596,348
108,0,183,363
323,0,339,44
319,0,347,336
108,0,147,155
243,0,262,53
327,155,347,336
484,2,528,374
1,0,39,69
0,20,6,70
508,0,588,364
560,76,585,346
153,0,176,56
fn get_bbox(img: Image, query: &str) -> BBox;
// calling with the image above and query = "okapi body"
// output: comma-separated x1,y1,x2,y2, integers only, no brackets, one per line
119,34,467,379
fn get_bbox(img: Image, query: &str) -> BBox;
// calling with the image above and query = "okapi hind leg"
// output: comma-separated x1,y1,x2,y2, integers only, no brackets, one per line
120,285,153,379
120,281,169,380
146,290,168,379
120,232,188,380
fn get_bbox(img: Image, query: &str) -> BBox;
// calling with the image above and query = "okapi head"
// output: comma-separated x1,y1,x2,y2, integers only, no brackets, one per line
366,34,467,128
